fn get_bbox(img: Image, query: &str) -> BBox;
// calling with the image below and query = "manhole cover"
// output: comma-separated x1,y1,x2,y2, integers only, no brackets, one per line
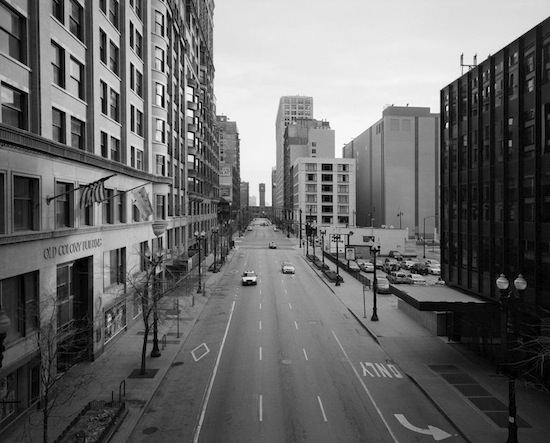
281,359,293,365
172,361,184,366
143,427,158,435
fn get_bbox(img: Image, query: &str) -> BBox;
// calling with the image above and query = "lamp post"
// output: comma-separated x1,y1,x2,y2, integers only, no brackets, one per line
346,231,353,268
299,209,302,247
194,230,206,293
312,222,317,257
371,245,381,321
150,221,167,358
320,229,326,265
212,227,219,271
306,221,310,256
496,273,526,443
333,234,341,286
423,215,437,258
397,208,403,230
0,305,11,369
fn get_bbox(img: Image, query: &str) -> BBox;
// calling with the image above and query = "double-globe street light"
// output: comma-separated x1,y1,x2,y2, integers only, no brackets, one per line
496,273,527,443
150,220,168,358
212,226,219,272
194,230,206,293
371,245,381,321
333,234,341,286
319,229,326,265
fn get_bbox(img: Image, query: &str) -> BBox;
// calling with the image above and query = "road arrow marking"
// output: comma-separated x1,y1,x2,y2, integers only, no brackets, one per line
394,414,452,441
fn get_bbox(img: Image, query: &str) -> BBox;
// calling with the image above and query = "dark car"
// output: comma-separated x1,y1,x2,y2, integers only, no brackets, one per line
411,263,429,275
388,250,403,261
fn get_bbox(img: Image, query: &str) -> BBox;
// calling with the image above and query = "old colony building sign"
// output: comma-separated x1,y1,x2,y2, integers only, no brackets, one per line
43,238,102,259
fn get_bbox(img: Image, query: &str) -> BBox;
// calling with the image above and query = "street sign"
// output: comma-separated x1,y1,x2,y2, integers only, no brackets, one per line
345,247,355,260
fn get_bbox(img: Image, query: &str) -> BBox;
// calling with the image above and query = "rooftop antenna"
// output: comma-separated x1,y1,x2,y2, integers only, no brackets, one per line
460,53,477,75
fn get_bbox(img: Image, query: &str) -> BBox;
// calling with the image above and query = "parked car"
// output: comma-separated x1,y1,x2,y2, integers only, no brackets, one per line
360,261,375,273
388,250,403,261
410,274,427,285
268,241,277,249
427,264,441,275
242,271,258,286
401,259,416,270
281,262,296,274
348,261,361,272
425,259,440,266
410,263,429,275
375,258,385,269
387,271,413,284
374,277,391,294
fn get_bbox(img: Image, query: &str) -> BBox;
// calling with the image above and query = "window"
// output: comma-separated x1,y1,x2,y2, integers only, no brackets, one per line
306,173,316,182
52,108,66,143
69,57,84,99
109,88,120,122
110,136,120,162
0,271,38,338
337,164,349,172
100,131,108,157
102,189,113,224
55,181,74,228
135,69,143,97
109,41,119,75
338,185,349,193
52,0,64,23
155,83,165,107
99,29,107,63
1,83,27,129
0,2,25,63
100,80,107,114
321,174,332,182
154,46,165,71
80,193,93,226
69,0,84,42
57,264,74,331
156,154,165,175
116,192,126,223
135,31,143,58
108,0,119,30
129,22,134,48
338,174,349,183
70,116,85,150
156,195,166,219
321,163,333,171
134,0,142,20
51,41,65,87
107,248,125,286
155,118,165,142
136,109,143,136
154,10,165,37
14,175,39,231
136,148,143,170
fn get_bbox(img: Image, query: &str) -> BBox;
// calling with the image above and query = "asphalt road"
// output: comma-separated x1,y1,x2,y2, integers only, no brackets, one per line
129,219,464,442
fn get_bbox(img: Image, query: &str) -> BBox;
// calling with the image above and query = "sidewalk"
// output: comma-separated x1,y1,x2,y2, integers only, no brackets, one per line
296,239,550,443
3,247,235,443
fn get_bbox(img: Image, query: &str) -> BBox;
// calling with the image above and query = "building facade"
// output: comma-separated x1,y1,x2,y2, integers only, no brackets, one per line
216,115,240,212
0,0,218,430
274,96,313,212
440,17,550,365
259,183,265,207
292,158,357,237
343,106,440,238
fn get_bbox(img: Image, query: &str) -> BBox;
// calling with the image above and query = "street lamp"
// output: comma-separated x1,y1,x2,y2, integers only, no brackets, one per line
496,273,527,443
371,245,381,321
320,229,326,265
397,208,403,230
346,230,353,268
299,209,303,247
0,305,11,369
333,234,341,286
194,230,206,293
423,215,438,258
150,221,167,358
312,222,317,257
212,227,219,271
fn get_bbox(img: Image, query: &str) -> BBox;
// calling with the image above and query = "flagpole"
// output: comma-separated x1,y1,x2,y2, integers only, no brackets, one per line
95,180,153,204
46,174,117,205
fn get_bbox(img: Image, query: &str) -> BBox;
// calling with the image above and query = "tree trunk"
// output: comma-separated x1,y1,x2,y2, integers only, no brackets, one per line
140,324,149,375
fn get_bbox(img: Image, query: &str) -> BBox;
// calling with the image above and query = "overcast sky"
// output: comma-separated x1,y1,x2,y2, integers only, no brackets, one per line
213,0,550,205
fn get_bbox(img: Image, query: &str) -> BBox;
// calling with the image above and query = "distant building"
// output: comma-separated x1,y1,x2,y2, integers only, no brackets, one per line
440,17,550,369
240,182,250,208
343,106,440,239
292,157,356,238
275,96,313,211
216,116,241,212
250,196,257,206
259,183,265,207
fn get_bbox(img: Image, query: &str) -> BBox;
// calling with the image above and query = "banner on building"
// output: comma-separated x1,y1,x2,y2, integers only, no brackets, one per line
132,186,154,220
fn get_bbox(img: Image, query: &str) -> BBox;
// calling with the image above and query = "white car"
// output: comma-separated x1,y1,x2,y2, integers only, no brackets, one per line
348,261,361,272
428,264,441,275
425,259,440,266
410,274,427,285
242,271,258,285
281,262,295,274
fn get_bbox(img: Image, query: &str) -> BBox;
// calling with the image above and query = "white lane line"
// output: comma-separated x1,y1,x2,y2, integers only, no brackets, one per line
332,331,399,442
285,288,288,294
303,348,309,361
294,321,299,330
317,396,328,422
288,302,293,310
259,320,262,330
259,347,263,361
193,301,236,442
259,394,263,422
259,302,262,310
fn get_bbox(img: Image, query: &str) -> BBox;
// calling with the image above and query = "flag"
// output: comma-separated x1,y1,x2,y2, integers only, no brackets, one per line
132,186,154,220
80,176,110,208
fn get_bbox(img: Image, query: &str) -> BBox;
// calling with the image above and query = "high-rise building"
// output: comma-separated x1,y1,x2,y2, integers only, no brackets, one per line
343,106,439,237
259,184,266,207
440,17,550,368
0,1,217,428
216,116,241,214
275,96,313,212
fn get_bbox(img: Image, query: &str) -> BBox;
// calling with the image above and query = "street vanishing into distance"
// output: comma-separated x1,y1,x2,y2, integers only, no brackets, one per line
128,218,463,443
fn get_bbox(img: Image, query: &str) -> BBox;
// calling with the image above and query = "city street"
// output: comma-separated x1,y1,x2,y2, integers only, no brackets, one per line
128,221,463,442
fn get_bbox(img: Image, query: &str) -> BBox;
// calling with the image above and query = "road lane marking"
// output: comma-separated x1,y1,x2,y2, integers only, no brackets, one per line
294,321,299,330
394,414,452,440
288,302,293,310
332,331,399,442
191,343,210,362
303,348,309,361
259,302,262,310
259,394,263,422
317,396,328,422
259,347,263,361
259,321,262,330
360,362,403,378
193,301,236,442
285,288,288,294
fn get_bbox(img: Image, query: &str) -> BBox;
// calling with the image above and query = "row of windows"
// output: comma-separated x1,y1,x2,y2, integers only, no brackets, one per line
51,107,85,150
51,41,85,99
301,205,350,214
306,174,350,183
304,163,350,172
0,173,170,235
305,195,350,203
304,184,350,193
